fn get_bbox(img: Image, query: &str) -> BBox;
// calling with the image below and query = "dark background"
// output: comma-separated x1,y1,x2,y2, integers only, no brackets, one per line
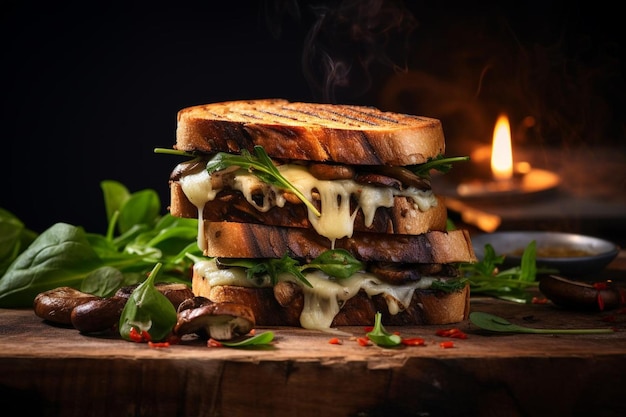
2,1,624,235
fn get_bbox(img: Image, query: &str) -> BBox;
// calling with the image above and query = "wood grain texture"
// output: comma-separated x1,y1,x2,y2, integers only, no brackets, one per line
2,288,626,417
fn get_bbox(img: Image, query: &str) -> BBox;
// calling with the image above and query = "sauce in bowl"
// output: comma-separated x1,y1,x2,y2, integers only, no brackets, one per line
510,247,595,258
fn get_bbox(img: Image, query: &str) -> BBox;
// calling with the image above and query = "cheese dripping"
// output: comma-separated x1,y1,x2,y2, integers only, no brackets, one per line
193,259,437,333
179,162,437,248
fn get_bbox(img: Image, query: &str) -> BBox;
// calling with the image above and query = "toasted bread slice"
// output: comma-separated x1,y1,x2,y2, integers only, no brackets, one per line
175,99,445,165
169,181,449,235
201,221,476,264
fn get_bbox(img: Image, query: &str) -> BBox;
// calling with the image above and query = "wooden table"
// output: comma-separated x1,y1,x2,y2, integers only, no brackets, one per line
1,251,625,417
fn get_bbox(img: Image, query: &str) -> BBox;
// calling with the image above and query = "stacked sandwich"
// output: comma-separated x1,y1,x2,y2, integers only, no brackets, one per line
167,99,476,331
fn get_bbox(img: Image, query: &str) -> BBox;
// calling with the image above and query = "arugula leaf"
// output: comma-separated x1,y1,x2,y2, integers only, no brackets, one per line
460,240,556,303
220,254,313,287
218,249,365,288
220,331,275,347
409,155,470,179
304,249,364,279
206,146,321,217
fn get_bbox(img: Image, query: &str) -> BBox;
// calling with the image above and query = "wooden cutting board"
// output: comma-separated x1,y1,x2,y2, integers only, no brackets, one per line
2,290,626,417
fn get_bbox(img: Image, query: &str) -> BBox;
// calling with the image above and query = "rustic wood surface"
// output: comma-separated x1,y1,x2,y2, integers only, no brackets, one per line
1,251,625,417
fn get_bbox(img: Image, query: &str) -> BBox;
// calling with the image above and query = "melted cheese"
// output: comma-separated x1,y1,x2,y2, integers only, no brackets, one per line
194,259,437,333
180,162,437,247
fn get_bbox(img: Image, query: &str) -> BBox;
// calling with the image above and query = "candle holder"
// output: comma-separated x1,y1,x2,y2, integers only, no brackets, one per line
432,145,560,202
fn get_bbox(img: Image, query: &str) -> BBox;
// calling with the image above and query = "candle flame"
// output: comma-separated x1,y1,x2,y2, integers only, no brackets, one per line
490,114,513,180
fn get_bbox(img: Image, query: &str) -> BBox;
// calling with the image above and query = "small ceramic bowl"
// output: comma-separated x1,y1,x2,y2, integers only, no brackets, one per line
471,231,620,276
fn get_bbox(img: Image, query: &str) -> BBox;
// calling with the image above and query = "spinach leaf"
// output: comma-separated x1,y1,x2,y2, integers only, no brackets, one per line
80,266,126,298
0,208,37,277
101,180,130,225
0,180,201,308
366,312,402,347
119,263,178,342
117,188,161,235
0,223,103,307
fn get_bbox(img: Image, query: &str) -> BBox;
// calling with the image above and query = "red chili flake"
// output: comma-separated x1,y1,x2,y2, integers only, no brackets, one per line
593,282,609,290
597,292,605,311
328,337,343,345
148,341,170,348
356,337,371,347
401,337,425,346
207,338,223,348
436,328,467,339
363,326,374,332
128,327,145,343
249,329,256,336
531,297,548,304
439,341,455,349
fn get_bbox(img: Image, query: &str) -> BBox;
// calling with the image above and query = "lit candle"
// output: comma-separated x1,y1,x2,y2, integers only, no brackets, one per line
490,114,513,181
453,112,559,201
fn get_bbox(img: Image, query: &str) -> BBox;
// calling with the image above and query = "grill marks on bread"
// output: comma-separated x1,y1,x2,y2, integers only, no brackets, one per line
176,99,445,165
203,100,418,129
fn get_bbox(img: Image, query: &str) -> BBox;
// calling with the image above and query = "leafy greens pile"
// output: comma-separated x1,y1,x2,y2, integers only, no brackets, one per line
461,240,557,303
0,180,202,308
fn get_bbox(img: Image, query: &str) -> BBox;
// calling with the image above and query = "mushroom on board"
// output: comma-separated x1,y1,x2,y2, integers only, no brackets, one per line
174,297,255,340
33,287,101,325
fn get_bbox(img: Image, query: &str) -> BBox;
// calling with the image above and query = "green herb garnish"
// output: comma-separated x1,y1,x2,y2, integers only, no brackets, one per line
220,331,275,347
470,312,615,334
366,311,402,347
218,249,365,288
409,155,470,179
206,145,321,217
460,241,557,303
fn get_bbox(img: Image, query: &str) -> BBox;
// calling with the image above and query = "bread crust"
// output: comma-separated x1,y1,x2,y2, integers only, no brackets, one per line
169,181,448,235
175,99,445,165
192,271,470,326
202,221,477,264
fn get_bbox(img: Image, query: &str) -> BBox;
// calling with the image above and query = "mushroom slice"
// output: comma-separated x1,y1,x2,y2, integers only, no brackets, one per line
177,296,213,313
70,296,127,333
33,287,101,325
539,275,623,311
174,301,255,341
309,163,355,180
367,263,422,284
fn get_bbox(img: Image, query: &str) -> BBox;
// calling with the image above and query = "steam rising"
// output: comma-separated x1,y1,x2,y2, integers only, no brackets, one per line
265,2,624,151
265,0,417,103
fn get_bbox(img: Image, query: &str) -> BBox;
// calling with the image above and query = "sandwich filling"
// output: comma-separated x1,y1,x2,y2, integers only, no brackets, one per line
168,147,468,331
193,258,451,331
176,159,438,249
